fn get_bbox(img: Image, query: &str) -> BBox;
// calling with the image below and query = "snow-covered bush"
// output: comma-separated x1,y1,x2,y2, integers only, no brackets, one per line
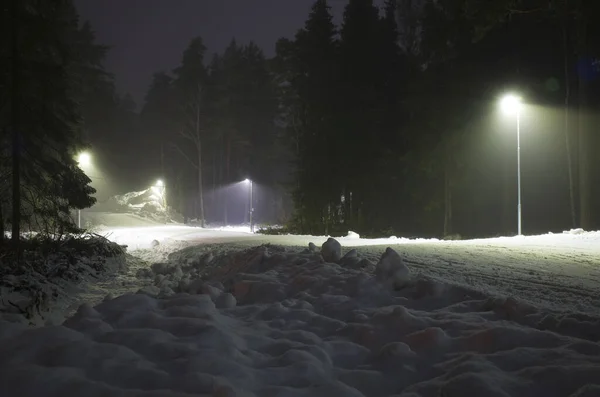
0,233,126,324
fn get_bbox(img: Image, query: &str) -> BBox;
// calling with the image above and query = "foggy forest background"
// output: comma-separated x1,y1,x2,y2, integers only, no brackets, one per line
2,0,600,240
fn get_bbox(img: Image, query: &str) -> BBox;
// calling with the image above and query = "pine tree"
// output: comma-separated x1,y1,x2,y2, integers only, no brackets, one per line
276,0,340,234
339,0,391,230
2,0,97,243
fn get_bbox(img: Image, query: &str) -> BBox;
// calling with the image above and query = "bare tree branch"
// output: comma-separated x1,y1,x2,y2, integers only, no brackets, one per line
170,142,198,169
178,128,198,144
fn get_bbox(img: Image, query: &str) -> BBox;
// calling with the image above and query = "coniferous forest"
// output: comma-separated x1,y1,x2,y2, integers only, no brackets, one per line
3,0,600,241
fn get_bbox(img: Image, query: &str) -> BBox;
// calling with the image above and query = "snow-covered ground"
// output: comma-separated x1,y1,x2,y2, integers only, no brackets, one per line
1,238,599,396
1,219,599,396
95,222,600,315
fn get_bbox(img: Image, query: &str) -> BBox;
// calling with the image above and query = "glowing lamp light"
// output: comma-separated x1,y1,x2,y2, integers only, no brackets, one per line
156,179,164,187
77,151,91,167
244,178,250,184
500,94,522,115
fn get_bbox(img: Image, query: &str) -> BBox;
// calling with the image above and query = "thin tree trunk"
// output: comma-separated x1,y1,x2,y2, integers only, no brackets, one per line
576,3,591,230
11,0,21,247
0,200,4,243
195,91,205,227
198,141,205,227
562,4,577,228
443,151,453,237
224,136,231,224
212,151,217,218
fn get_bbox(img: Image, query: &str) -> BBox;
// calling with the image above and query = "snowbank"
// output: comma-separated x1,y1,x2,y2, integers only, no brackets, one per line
1,240,599,396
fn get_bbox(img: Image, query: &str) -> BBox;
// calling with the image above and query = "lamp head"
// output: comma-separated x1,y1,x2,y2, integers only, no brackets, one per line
500,94,522,115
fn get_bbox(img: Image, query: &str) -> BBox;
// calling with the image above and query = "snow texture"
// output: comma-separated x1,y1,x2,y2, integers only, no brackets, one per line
1,240,599,396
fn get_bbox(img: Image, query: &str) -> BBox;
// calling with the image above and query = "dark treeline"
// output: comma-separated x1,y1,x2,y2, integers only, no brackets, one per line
3,0,600,240
270,0,600,238
135,0,600,237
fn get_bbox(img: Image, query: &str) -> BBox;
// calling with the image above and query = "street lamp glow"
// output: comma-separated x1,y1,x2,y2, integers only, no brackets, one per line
156,179,164,187
499,93,524,236
500,94,522,115
77,151,91,167
243,178,254,233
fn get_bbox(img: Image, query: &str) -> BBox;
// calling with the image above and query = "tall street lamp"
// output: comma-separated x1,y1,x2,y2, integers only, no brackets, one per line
244,178,254,233
76,151,92,228
500,94,523,235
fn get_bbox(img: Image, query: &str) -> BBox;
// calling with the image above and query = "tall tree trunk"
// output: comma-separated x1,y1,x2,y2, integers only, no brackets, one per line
0,201,4,244
223,136,232,224
178,172,186,222
576,4,592,230
11,0,21,247
196,97,205,227
443,151,453,237
562,4,577,228
197,142,205,227
212,151,217,218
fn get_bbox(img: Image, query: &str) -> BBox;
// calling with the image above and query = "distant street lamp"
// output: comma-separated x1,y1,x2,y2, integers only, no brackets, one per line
76,151,92,228
244,178,254,233
155,179,167,208
77,151,91,167
500,94,523,236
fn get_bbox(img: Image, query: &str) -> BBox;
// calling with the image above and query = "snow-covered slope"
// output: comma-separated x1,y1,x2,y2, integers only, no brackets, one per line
0,242,599,396
88,187,182,226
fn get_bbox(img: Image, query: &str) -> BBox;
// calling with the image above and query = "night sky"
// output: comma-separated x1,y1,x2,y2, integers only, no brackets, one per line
74,0,383,106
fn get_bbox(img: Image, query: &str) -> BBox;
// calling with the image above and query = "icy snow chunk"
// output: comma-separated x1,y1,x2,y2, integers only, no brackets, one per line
564,228,585,235
137,285,161,298
375,247,411,290
321,237,342,263
136,268,153,278
378,342,415,359
340,249,362,268
151,239,160,247
201,283,222,301
151,262,171,275
342,249,358,259
346,231,360,239
216,293,237,309
172,265,184,281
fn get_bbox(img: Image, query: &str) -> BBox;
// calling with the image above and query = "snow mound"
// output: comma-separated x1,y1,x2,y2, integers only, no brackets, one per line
3,242,600,396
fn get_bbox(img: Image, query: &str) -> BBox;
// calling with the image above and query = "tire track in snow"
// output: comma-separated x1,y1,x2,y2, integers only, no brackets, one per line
355,241,600,314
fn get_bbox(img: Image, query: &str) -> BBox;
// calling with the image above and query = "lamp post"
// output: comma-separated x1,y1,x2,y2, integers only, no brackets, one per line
76,151,92,228
244,178,253,233
500,94,523,236
156,179,166,208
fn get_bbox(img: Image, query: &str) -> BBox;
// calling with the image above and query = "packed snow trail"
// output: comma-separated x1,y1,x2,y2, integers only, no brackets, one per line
104,225,600,315
1,243,599,397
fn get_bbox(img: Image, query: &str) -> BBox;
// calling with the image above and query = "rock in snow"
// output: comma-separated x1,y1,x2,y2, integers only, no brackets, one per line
321,237,342,263
375,247,411,289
